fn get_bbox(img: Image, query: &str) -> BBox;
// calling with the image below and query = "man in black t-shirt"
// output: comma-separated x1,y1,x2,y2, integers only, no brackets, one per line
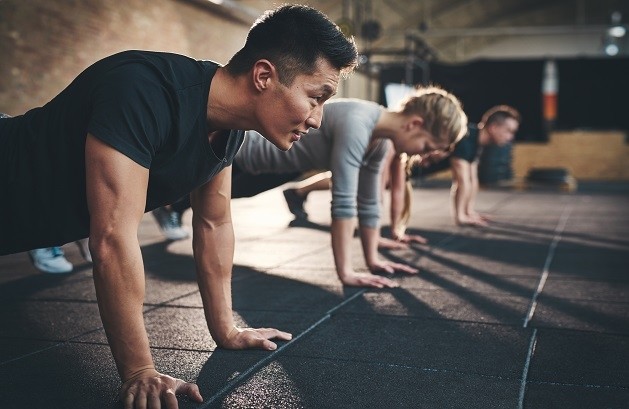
0,5,357,408
443,106,520,226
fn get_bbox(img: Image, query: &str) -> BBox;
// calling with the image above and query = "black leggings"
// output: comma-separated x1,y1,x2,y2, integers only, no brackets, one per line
170,162,300,213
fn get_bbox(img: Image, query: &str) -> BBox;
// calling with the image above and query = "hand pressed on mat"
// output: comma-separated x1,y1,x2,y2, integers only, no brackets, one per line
119,367,203,409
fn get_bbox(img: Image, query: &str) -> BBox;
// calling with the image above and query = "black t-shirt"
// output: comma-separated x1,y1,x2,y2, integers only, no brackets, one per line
452,124,481,163
0,50,244,254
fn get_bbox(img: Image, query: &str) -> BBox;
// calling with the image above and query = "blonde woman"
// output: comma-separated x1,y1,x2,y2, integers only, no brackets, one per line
385,105,521,240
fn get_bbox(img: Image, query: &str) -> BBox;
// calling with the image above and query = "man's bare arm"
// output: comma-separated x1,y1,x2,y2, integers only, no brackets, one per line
450,157,485,226
85,134,202,408
191,166,291,349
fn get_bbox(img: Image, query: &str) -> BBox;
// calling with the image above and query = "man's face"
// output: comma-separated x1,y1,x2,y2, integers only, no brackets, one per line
257,58,340,151
488,118,519,146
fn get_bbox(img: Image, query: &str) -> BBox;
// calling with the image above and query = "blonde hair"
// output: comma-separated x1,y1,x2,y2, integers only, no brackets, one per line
393,152,423,238
396,85,468,145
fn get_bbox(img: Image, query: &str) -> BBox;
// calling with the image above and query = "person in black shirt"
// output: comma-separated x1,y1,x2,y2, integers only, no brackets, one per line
0,5,357,408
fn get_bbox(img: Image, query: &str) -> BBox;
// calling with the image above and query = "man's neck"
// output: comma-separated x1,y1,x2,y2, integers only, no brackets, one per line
206,68,253,132
478,125,491,146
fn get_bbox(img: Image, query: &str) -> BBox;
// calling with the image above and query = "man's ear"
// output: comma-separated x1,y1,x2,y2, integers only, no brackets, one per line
252,59,277,92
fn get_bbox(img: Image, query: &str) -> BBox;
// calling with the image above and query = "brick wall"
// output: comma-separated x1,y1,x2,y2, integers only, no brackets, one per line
0,0,251,115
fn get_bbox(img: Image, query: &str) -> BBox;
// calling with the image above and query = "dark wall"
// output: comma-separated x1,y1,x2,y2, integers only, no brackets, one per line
379,57,629,142
555,58,629,132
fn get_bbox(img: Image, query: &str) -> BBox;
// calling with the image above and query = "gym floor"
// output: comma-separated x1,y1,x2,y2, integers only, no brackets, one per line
0,181,628,408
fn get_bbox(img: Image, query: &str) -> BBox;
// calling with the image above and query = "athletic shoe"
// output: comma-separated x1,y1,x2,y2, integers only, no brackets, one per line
28,247,73,274
283,188,308,219
75,238,92,263
151,207,189,240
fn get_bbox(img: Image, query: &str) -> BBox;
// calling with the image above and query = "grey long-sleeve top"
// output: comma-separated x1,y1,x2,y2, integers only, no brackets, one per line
235,98,389,228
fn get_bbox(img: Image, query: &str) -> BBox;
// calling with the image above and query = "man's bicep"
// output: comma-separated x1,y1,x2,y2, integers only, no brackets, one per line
191,166,232,224
85,133,149,233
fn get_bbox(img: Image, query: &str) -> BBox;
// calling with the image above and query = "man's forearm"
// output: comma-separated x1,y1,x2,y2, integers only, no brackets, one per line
193,220,236,346
467,165,480,215
451,182,467,222
91,236,154,382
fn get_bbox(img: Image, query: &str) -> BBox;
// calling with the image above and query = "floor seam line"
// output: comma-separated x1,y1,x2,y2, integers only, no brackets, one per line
518,328,538,409
200,289,366,406
523,205,573,328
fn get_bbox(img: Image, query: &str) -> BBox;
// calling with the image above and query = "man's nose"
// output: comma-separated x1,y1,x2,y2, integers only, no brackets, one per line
306,105,323,129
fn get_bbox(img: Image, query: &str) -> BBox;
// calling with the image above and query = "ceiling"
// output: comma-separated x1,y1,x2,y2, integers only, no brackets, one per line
224,0,629,63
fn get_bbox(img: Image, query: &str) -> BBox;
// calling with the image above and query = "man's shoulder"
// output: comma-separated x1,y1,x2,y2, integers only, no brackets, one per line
91,50,214,85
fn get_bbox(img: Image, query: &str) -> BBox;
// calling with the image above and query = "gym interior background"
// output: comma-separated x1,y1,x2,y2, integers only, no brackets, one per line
1,0,628,182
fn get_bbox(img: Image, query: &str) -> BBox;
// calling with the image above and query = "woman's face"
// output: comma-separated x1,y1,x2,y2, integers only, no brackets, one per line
397,125,452,158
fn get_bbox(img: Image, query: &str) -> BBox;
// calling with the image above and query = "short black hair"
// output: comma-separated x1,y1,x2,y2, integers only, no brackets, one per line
225,4,358,85
481,105,521,127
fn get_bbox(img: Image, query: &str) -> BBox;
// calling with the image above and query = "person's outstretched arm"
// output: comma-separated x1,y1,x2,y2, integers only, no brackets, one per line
450,157,486,226
387,154,428,245
85,134,202,409
466,160,488,224
388,152,407,238
331,218,400,288
190,166,292,349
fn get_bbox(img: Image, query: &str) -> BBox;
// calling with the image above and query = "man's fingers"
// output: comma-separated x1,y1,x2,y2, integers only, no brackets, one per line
135,391,148,409
175,382,203,403
163,389,179,409
234,328,293,351
256,328,293,341
263,339,278,350
147,391,161,409
123,391,135,409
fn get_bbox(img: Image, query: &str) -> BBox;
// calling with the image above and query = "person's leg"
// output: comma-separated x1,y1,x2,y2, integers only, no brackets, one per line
29,247,73,274
231,165,300,199
151,203,190,240
171,196,191,214
75,238,92,262
283,171,332,219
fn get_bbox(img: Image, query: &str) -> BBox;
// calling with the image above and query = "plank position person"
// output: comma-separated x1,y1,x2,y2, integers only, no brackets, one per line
0,5,358,408
229,86,468,288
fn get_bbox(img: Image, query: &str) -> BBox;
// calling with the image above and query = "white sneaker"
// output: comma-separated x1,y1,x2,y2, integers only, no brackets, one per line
75,238,92,263
28,247,73,274
151,207,189,240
